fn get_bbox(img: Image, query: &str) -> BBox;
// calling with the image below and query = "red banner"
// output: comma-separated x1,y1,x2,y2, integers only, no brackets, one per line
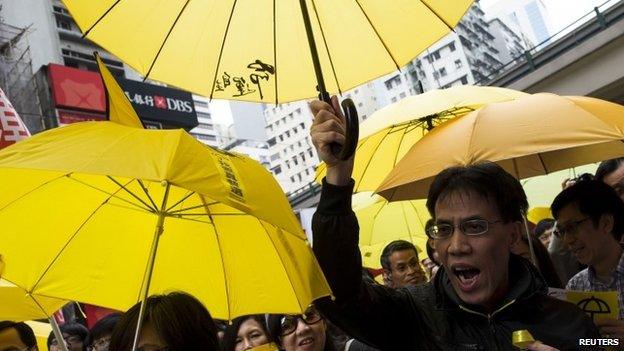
0,87,30,149
48,64,106,112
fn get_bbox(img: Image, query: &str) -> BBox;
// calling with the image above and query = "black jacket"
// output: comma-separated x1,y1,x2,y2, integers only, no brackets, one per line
312,180,600,351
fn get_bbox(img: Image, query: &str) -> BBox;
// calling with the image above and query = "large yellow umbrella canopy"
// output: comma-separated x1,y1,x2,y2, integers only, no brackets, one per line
0,122,330,320
353,192,429,269
377,94,624,201
62,0,473,103
315,86,528,192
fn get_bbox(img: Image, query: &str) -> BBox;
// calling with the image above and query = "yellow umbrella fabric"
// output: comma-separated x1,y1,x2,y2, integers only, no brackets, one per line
62,0,473,103
377,94,624,201
315,86,528,192
0,279,67,322
353,192,429,269
96,53,144,128
527,207,553,225
24,321,53,351
0,122,330,320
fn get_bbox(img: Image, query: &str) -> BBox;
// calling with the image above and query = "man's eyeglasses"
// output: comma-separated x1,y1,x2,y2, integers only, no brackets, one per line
426,219,504,239
280,306,323,336
553,217,591,238
87,337,111,351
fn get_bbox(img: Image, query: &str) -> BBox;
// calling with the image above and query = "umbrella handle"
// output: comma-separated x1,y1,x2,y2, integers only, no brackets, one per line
319,92,359,161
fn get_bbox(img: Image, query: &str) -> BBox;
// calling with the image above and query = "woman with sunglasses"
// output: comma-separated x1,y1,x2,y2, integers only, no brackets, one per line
221,315,272,351
267,306,337,351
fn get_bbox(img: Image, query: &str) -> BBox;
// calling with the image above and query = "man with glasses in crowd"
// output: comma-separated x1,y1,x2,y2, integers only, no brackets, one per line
47,323,88,351
309,98,599,350
552,179,624,342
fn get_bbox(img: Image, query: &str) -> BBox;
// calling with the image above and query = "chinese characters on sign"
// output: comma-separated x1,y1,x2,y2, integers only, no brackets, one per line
0,88,30,149
214,59,275,100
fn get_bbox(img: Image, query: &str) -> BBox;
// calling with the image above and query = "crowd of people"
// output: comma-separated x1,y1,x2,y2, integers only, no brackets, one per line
2,99,624,350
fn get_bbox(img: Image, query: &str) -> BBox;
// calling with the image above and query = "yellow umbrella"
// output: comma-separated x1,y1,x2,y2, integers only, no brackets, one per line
315,86,528,192
96,53,144,128
527,207,553,225
0,122,330,325
377,93,624,201
62,0,472,104
63,0,473,160
0,279,67,322
353,192,429,269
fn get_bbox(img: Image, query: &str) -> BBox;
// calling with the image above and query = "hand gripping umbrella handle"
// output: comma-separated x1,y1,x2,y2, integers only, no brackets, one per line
319,92,359,161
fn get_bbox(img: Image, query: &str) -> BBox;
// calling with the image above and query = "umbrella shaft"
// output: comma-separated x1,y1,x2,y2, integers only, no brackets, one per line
299,0,329,102
132,183,170,351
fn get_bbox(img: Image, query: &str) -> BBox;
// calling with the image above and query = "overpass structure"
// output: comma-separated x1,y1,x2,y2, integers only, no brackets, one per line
290,0,624,209
485,0,624,104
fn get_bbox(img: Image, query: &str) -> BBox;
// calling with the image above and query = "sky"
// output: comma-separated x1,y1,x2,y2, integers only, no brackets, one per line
480,0,611,33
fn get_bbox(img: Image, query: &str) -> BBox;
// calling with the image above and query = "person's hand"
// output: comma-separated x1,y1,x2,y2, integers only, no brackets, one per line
595,318,624,341
310,96,354,186
561,177,575,189
527,341,560,351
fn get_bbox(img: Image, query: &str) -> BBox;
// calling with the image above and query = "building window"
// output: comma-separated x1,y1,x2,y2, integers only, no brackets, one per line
279,135,284,142
194,99,209,107
297,141,302,147
305,169,310,176
286,160,290,169
399,92,406,99
460,76,469,84
56,18,72,30
273,166,282,174
391,97,397,103
308,148,314,157
297,174,302,182
358,102,363,107
433,71,439,79
432,51,441,60
449,42,456,52
290,145,294,151
271,153,280,161
296,108,302,115
285,130,290,138
290,176,295,182
455,60,463,69
299,122,305,129
293,156,298,165
439,68,447,77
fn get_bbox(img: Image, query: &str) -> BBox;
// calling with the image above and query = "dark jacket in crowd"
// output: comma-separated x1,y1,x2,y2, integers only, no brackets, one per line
312,181,600,351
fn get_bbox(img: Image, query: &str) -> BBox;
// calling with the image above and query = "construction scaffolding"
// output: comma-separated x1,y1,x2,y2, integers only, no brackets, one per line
0,11,48,134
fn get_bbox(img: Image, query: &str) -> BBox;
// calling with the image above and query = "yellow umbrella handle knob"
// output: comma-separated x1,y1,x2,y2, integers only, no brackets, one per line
329,98,359,161
512,329,535,350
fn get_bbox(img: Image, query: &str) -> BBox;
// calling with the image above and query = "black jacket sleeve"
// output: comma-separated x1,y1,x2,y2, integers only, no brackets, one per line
312,179,429,350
